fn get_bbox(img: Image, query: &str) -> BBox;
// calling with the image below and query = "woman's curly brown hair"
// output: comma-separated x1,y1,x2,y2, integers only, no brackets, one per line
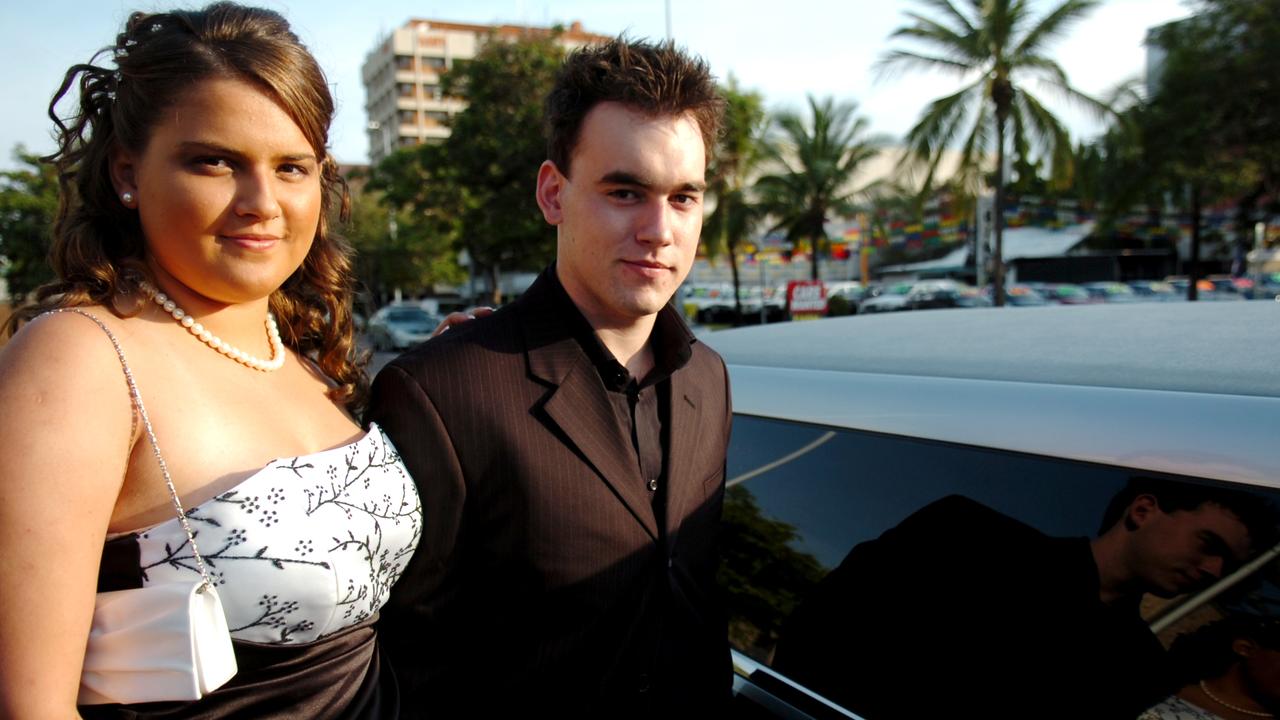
5,2,369,412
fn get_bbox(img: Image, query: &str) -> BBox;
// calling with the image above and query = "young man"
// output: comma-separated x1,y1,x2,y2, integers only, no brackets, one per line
773,478,1275,719
368,39,729,717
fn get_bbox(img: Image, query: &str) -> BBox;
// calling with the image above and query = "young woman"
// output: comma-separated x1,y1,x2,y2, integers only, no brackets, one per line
1141,616,1280,720
0,4,420,717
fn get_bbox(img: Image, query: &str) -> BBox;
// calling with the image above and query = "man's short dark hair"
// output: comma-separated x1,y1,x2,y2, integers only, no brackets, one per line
1099,476,1279,550
544,37,724,176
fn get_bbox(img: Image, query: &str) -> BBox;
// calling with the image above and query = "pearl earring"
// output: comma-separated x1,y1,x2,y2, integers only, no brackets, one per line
121,192,135,205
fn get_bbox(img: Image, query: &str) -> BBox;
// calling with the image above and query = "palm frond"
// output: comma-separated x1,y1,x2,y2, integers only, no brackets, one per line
911,0,977,37
875,49,978,80
1013,0,1100,57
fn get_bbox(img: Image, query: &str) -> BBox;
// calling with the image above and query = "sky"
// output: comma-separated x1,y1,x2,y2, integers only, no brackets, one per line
0,0,1193,171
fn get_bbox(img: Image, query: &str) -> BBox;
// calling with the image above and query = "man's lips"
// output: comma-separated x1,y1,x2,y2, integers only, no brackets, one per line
622,259,671,271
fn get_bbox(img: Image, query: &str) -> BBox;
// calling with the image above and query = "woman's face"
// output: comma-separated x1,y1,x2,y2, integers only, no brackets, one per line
1241,640,1280,709
113,76,322,307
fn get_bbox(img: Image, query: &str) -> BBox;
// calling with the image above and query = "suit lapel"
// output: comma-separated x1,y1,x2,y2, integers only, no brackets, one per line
519,272,658,540
541,358,657,540
664,364,706,537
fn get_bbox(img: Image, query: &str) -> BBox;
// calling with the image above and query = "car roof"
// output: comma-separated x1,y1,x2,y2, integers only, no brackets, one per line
706,303,1280,489
706,302,1280,397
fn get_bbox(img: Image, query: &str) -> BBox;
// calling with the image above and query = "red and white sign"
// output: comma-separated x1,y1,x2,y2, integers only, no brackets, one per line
787,280,828,316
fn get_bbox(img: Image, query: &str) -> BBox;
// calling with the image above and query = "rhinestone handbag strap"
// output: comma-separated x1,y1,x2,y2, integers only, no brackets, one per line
51,308,216,590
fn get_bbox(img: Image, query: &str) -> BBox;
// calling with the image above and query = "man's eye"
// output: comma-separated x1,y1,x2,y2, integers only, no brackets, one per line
672,194,698,206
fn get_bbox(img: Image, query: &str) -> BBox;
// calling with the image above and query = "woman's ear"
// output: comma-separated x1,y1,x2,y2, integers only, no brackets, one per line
109,144,139,209
1234,637,1259,659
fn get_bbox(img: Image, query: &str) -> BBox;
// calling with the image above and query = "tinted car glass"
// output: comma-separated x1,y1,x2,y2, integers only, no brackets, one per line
721,414,1280,719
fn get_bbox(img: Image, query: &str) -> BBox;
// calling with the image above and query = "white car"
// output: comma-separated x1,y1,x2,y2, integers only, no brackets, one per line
365,304,440,351
706,302,1280,719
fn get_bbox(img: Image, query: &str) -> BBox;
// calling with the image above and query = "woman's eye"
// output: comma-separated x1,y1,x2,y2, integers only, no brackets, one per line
193,156,231,170
279,163,310,177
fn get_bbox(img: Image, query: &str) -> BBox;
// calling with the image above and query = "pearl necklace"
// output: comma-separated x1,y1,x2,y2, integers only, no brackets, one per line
1200,680,1274,718
139,280,285,372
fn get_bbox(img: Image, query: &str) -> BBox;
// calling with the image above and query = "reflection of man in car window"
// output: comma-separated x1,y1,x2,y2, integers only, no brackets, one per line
772,478,1276,720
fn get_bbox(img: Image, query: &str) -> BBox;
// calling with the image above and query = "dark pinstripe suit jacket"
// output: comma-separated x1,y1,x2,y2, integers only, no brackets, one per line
367,270,732,717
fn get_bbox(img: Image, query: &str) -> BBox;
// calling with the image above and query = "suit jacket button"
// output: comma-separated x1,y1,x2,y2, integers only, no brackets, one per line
647,478,658,491
667,558,673,568
637,674,651,693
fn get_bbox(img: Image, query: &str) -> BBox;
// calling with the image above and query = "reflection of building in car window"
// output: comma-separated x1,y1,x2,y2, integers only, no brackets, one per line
769,481,1276,719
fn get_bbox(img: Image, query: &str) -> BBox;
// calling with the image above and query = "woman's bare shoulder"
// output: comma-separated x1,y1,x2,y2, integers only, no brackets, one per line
0,306,138,408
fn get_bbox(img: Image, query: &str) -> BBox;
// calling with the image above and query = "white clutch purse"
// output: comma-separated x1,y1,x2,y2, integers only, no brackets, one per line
61,309,239,705
78,581,237,704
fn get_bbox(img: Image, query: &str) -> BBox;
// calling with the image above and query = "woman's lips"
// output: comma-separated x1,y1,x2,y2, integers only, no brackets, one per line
223,235,281,251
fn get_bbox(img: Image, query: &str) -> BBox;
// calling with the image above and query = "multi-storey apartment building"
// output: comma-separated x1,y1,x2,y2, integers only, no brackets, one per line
362,19,608,165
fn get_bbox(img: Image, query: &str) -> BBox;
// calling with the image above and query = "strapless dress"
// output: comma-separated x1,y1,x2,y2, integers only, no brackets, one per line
83,422,421,720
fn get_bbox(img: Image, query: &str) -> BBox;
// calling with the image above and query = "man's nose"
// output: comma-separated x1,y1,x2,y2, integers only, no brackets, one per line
635,200,674,245
234,170,282,221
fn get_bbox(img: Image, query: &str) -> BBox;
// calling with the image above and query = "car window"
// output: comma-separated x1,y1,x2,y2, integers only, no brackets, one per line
387,308,431,322
722,414,1280,718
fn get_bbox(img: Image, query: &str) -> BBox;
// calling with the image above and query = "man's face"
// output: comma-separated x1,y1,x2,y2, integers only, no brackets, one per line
536,102,706,328
1129,500,1252,597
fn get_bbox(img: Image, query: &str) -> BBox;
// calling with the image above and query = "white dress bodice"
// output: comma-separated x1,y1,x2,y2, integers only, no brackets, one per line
130,423,421,645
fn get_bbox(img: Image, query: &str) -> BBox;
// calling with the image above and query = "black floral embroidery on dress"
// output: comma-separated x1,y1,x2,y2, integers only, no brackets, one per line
134,428,421,645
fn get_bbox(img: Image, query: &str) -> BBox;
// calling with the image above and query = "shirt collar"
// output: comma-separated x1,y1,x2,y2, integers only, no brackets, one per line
542,264,696,391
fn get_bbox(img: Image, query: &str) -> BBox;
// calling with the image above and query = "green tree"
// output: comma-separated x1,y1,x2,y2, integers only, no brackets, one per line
1102,0,1280,297
344,177,464,311
755,96,883,281
880,0,1104,305
703,78,767,326
442,33,564,304
718,485,825,659
370,33,564,305
0,149,58,302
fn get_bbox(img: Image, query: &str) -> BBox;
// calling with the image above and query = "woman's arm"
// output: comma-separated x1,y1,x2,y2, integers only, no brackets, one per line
0,312,135,718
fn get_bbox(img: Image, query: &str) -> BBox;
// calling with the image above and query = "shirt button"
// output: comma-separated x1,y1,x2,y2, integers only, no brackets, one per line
647,478,658,491
667,558,673,568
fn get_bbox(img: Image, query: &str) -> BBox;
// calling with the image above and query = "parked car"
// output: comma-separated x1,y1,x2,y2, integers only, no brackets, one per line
1041,282,1097,305
984,284,1051,306
705,302,1280,719
366,304,440,351
1126,280,1180,302
857,282,914,314
903,280,985,310
1081,281,1141,303
1251,272,1280,300
1165,276,1245,301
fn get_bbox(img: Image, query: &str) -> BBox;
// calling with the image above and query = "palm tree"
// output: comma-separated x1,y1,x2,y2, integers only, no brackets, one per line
704,79,767,326
756,96,884,281
879,0,1104,306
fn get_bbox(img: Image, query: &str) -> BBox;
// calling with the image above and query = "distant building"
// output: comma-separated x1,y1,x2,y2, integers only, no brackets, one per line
361,18,609,165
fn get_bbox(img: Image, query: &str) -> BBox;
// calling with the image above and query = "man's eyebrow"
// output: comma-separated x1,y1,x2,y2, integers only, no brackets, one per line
176,141,317,164
598,171,706,193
